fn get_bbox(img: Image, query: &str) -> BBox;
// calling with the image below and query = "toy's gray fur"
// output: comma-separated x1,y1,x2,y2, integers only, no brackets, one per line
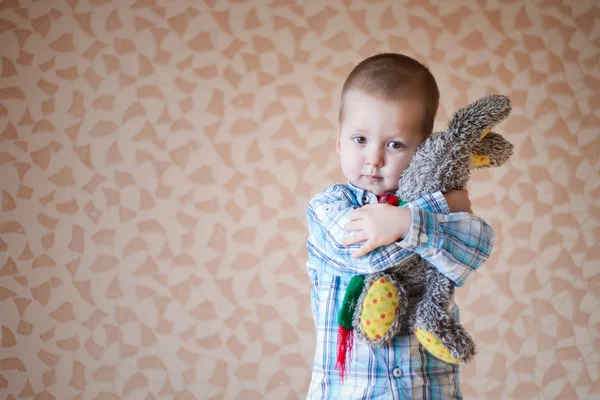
353,94,514,363
397,94,512,201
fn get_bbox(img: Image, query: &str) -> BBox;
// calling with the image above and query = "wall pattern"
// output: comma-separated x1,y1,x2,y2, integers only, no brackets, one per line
0,0,599,399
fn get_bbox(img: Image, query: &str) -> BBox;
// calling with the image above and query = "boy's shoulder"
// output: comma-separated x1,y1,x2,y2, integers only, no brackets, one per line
307,183,357,210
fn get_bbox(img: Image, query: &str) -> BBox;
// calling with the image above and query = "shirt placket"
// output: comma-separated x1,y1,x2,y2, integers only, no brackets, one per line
394,335,415,400
382,336,401,400
360,190,377,205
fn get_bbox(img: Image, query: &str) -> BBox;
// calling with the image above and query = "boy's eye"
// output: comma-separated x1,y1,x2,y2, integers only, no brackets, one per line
353,137,366,144
388,141,405,149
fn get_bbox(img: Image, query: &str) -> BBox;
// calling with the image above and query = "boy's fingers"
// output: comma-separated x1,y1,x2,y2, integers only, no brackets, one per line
342,231,367,246
348,210,363,220
343,221,361,231
350,204,378,218
352,241,373,258
357,204,381,212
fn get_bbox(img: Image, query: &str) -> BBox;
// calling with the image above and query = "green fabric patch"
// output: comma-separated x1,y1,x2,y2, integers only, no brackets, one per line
338,275,366,329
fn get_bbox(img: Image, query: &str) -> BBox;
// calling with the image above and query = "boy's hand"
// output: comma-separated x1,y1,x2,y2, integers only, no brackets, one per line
444,190,472,213
342,204,412,258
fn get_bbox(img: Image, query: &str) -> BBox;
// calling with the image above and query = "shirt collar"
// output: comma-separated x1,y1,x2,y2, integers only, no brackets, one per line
347,180,378,206
346,180,402,206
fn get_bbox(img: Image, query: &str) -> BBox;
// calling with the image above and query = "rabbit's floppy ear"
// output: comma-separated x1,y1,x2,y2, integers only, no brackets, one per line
445,94,512,143
471,131,514,168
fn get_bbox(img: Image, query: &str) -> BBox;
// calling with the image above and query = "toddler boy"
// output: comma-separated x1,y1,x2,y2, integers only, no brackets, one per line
305,53,495,399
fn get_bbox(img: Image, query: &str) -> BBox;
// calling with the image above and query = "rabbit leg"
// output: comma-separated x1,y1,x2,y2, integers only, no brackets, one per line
412,265,476,364
353,273,407,347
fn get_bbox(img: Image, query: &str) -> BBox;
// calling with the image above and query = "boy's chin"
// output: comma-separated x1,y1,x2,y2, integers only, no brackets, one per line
352,179,395,196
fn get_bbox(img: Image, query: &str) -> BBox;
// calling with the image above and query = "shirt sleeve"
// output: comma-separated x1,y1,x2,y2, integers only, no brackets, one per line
397,208,495,286
306,186,495,285
405,191,451,214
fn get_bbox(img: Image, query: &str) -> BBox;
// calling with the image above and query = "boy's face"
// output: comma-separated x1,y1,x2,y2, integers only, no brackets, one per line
337,91,427,196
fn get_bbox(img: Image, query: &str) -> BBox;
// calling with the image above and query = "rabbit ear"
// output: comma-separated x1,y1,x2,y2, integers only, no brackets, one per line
470,131,514,169
446,94,512,143
472,154,492,167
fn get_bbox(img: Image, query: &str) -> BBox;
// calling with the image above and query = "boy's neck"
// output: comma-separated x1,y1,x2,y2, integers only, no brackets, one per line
347,180,398,198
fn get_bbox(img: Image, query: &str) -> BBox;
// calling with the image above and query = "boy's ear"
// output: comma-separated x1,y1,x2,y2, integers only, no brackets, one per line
336,129,342,154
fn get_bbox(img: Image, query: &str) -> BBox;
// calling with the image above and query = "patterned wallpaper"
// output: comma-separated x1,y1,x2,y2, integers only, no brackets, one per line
0,0,599,399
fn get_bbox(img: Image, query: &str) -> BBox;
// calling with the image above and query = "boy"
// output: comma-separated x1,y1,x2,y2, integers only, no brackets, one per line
305,53,495,399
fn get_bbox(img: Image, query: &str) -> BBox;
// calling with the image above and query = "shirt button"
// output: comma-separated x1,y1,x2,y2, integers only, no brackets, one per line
437,215,444,222
392,367,402,378
420,233,429,243
362,194,368,203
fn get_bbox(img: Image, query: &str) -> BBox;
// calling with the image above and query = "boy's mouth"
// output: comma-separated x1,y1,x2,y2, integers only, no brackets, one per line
363,175,383,183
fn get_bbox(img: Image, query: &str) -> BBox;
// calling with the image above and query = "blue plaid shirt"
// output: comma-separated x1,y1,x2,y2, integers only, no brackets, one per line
305,182,496,400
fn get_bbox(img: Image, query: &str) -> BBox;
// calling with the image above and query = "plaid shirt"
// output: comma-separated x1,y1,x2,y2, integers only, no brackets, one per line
305,182,495,400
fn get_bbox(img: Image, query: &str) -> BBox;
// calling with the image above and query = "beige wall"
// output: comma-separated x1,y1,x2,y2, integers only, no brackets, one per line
1,0,599,399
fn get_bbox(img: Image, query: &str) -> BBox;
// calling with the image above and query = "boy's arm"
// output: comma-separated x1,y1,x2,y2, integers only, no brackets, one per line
403,190,491,286
306,187,417,278
307,187,495,284
396,208,495,287
406,191,451,214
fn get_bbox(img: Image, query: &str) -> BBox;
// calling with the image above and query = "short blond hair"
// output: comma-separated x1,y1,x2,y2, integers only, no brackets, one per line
339,53,440,135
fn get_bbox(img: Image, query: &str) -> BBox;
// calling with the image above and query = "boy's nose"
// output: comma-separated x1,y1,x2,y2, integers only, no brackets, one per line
366,148,384,167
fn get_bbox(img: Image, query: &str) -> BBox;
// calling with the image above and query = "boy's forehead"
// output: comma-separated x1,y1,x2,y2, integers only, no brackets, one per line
342,91,426,130
344,90,425,111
